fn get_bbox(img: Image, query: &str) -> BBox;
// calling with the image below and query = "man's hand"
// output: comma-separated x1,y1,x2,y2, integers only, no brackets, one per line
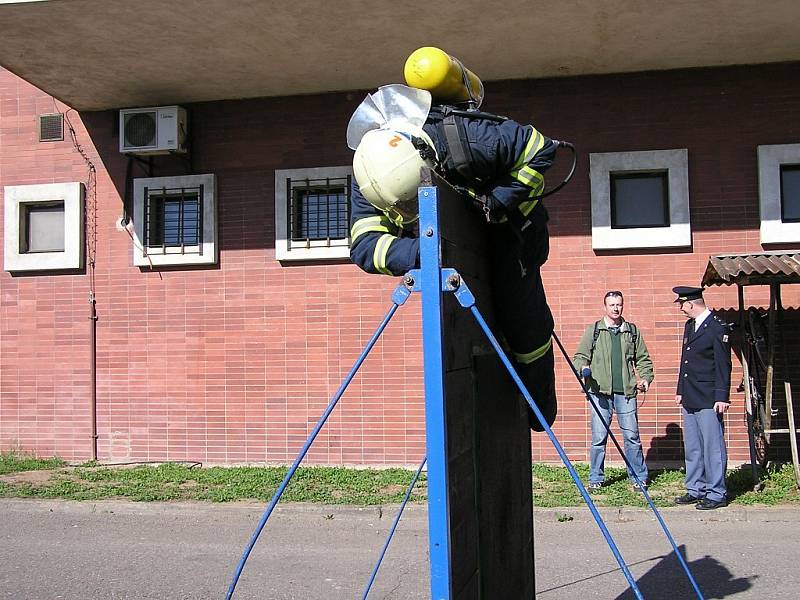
636,379,649,392
675,394,682,406
714,402,730,415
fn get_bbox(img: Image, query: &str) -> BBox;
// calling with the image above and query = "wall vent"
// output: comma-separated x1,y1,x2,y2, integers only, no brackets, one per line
38,113,64,142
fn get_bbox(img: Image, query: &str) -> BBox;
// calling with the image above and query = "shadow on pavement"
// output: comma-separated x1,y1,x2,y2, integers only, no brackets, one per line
614,545,756,599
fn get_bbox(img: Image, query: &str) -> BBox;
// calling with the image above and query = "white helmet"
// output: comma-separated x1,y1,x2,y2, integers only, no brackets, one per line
353,128,437,225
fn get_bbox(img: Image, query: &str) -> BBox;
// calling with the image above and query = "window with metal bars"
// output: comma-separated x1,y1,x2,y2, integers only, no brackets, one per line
287,176,350,248
143,186,203,255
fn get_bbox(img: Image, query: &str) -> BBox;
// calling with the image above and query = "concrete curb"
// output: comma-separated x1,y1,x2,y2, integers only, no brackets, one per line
535,505,800,523
1,498,797,524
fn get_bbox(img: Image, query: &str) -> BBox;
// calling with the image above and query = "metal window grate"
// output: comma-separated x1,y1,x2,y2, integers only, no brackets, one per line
287,175,351,249
143,185,203,256
38,113,64,142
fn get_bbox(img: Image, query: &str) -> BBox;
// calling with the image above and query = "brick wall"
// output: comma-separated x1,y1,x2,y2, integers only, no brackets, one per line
2,63,800,466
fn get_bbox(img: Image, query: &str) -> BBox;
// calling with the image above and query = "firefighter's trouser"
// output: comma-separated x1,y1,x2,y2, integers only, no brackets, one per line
487,202,553,365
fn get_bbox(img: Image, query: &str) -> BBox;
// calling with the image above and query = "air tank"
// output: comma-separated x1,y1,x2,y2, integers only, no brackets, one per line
403,47,484,107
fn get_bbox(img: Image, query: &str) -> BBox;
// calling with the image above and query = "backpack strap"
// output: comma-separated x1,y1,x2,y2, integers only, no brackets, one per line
440,114,477,181
589,320,601,363
626,321,639,365
431,104,507,185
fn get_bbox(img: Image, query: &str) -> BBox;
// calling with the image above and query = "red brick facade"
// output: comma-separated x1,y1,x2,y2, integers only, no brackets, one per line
2,63,799,465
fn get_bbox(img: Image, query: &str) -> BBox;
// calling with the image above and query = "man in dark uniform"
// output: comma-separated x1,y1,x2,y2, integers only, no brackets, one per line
672,286,732,509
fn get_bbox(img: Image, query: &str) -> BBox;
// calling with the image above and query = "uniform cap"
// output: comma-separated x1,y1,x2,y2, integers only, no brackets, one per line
672,286,704,303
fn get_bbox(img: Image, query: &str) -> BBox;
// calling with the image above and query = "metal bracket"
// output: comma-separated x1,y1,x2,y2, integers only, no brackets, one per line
399,267,475,309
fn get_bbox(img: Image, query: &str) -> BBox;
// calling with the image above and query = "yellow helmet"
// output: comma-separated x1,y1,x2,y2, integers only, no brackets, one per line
352,128,437,224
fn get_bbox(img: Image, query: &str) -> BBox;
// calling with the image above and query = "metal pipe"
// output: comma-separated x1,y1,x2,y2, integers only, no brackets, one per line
89,291,98,461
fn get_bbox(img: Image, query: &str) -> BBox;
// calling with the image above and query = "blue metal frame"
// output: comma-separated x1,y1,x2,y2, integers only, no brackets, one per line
227,179,704,600
418,185,452,599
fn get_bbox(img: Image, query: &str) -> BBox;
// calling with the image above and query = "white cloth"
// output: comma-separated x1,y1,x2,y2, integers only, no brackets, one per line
694,308,712,331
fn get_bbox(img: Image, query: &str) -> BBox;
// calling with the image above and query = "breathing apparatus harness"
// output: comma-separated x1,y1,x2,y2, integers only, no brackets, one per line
408,105,577,223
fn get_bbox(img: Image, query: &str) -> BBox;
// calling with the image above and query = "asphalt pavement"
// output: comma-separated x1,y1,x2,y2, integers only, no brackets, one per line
0,499,797,599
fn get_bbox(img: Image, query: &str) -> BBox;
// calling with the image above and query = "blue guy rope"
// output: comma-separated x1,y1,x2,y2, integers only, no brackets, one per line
451,283,645,600
361,456,427,600
225,287,411,600
551,332,705,600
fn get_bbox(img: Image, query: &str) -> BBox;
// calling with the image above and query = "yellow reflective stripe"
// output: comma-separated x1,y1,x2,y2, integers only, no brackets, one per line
510,126,546,191
518,197,540,217
373,234,394,275
516,165,544,187
511,126,545,170
351,216,392,244
513,337,552,364
385,210,405,228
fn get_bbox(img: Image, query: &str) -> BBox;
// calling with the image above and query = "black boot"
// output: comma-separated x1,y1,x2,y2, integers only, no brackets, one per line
517,346,557,432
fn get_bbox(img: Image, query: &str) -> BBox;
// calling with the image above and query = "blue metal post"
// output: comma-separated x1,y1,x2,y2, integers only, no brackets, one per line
418,184,452,600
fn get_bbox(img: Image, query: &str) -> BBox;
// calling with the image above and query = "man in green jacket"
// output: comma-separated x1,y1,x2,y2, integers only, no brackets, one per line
573,291,654,491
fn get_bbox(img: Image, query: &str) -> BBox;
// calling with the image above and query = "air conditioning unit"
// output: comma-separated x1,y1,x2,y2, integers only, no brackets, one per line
119,105,187,155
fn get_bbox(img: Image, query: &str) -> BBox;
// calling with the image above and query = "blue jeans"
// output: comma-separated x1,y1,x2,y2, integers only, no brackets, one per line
589,393,648,485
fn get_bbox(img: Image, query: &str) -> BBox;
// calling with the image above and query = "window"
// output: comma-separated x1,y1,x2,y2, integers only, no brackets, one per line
589,149,690,250
780,165,800,223
132,174,217,267
290,181,349,243
4,182,84,272
758,144,800,243
145,187,201,250
21,201,66,252
610,172,669,229
275,166,352,262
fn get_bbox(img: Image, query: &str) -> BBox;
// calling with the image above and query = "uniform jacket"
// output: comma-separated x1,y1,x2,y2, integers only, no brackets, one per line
349,108,556,276
572,319,654,398
676,312,732,409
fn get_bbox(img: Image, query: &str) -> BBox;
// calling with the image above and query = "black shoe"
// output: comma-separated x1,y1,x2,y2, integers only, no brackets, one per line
696,498,728,510
674,493,703,505
518,346,557,432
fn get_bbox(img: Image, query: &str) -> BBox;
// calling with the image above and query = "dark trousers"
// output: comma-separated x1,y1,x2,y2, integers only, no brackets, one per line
487,203,553,361
682,406,728,502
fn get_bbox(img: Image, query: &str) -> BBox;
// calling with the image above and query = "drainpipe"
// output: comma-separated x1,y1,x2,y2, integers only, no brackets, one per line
89,291,98,461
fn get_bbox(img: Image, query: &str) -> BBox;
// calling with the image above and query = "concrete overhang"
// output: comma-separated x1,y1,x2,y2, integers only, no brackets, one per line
1,0,799,111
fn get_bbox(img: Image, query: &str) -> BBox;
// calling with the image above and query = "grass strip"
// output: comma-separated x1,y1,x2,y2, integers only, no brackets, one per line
1,452,797,506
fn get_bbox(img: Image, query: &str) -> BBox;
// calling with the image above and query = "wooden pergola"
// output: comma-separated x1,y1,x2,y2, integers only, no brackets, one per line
702,252,800,488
